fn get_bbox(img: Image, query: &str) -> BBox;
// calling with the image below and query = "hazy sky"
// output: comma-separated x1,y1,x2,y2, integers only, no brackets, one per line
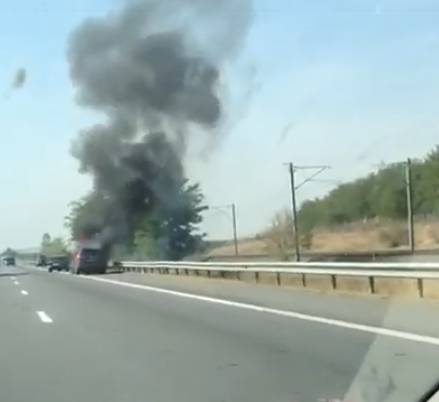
0,0,437,249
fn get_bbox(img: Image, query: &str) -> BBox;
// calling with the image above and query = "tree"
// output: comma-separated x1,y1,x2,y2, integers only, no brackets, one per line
63,193,102,241
40,233,51,254
132,180,207,260
47,237,68,255
40,233,68,256
132,217,156,259
263,209,295,260
65,179,207,261
290,145,439,232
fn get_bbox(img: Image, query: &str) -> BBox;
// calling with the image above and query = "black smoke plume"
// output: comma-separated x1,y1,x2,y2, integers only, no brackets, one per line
67,0,253,254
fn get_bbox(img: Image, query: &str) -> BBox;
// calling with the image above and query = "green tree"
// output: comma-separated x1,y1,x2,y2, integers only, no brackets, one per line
40,234,68,257
295,146,439,231
133,217,156,259
65,180,207,261
47,237,68,255
40,233,51,254
64,193,102,240
132,181,207,260
155,181,207,260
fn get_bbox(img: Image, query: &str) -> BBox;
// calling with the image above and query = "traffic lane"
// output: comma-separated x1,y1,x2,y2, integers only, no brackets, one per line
0,272,69,402
0,268,33,314
21,266,439,339
3,270,391,402
0,272,141,402
91,271,439,338
0,263,30,277
22,265,439,339
12,270,439,402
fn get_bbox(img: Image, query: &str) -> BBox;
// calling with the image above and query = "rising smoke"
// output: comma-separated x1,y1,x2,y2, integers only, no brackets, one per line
67,0,253,248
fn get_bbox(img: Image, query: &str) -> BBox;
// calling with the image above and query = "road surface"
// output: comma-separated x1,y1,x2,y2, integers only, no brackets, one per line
1,264,439,402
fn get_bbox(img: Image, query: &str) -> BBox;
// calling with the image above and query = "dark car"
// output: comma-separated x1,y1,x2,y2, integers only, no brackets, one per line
48,256,70,272
4,257,15,266
70,244,108,275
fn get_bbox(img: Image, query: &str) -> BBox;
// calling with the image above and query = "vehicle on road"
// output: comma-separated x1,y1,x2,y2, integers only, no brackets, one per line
47,256,70,272
36,254,47,267
70,241,108,275
3,256,15,266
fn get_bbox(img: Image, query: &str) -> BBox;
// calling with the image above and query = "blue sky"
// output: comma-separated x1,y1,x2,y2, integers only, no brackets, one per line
0,0,437,249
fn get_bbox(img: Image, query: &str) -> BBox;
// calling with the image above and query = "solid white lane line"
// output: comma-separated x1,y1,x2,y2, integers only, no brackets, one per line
36,311,53,323
83,275,439,347
21,290,28,295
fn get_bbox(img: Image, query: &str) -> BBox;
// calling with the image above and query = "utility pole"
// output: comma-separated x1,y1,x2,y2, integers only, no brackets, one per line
285,163,331,261
405,158,415,253
288,163,300,261
208,204,239,256
373,159,416,252
231,203,238,256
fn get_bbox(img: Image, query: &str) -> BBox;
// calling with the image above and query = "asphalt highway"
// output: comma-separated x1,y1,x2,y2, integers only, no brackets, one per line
2,265,439,402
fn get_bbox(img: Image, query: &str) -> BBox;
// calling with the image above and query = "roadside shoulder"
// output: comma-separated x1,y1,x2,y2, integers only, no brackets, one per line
94,272,439,338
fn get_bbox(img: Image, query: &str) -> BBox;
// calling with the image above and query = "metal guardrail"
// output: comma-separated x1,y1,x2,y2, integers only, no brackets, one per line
201,248,439,262
119,261,439,279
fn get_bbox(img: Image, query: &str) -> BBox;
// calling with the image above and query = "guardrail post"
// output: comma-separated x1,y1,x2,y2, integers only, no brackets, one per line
119,260,439,301
417,278,424,298
368,276,375,294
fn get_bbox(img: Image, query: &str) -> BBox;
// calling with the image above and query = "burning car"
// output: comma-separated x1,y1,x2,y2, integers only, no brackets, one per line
70,239,109,275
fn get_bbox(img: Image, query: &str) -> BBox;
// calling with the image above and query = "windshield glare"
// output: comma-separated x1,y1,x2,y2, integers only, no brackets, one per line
2,1,439,402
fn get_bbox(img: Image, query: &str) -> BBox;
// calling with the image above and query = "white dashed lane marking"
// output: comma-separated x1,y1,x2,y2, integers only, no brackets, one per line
36,311,53,323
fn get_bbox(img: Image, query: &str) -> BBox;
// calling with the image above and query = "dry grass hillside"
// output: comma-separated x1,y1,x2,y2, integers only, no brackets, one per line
208,216,439,257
